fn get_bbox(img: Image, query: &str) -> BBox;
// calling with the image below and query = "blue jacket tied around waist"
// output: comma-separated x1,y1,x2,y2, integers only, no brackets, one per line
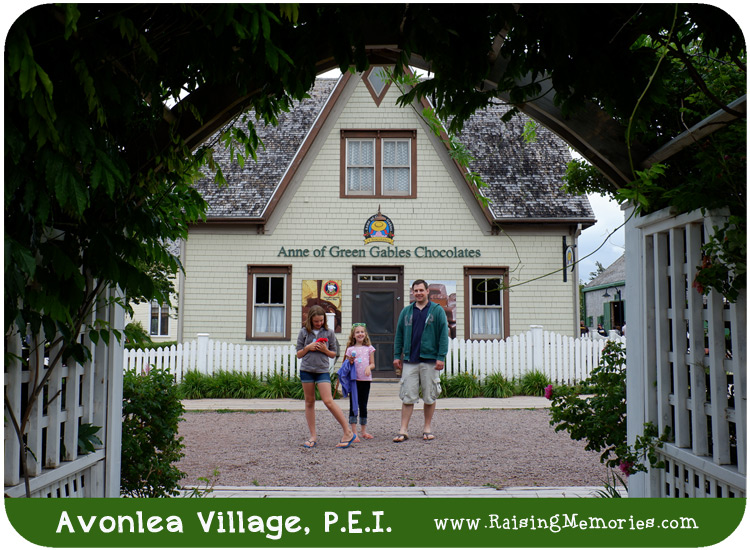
337,358,358,416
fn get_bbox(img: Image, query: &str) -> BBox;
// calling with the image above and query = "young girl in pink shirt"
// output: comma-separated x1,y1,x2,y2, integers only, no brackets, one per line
344,323,376,441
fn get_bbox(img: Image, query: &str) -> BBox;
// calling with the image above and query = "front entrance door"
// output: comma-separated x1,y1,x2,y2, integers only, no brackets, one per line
352,266,403,378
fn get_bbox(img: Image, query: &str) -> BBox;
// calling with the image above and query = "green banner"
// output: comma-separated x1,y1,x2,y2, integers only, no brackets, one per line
4,497,747,548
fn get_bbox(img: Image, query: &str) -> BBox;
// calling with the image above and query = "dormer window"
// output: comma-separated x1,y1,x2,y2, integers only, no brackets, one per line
340,129,417,198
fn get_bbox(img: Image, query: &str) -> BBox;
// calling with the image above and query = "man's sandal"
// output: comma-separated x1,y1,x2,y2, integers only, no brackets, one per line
392,433,409,443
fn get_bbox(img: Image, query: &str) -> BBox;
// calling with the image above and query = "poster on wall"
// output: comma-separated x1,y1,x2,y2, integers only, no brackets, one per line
409,280,457,338
302,279,342,333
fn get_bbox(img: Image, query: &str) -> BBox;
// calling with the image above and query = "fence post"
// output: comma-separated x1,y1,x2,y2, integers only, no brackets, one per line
326,312,336,372
530,325,543,372
196,333,209,374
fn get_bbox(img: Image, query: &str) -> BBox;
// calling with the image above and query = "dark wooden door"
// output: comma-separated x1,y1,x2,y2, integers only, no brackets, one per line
352,266,403,377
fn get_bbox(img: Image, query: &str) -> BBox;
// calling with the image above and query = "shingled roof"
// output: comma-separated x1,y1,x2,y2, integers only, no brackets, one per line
193,79,338,219
584,254,626,288
457,105,594,222
193,76,595,224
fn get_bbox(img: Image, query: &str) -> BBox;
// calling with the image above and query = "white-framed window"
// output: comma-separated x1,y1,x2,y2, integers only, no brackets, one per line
382,139,411,195
464,268,509,340
346,138,375,195
341,130,416,198
247,266,291,340
150,301,170,336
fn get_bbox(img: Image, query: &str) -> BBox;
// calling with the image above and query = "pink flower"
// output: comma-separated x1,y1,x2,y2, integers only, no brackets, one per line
618,461,633,477
692,277,704,294
544,384,554,400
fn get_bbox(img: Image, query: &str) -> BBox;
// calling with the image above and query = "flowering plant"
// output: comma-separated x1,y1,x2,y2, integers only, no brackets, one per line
548,342,670,477
544,384,554,400
692,216,745,303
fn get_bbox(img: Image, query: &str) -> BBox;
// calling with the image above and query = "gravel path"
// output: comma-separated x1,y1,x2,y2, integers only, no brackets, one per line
177,409,616,489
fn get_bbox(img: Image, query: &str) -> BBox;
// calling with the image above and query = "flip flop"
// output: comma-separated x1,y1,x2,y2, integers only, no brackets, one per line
336,433,357,449
361,433,374,440
392,433,409,443
423,432,436,441
302,440,317,448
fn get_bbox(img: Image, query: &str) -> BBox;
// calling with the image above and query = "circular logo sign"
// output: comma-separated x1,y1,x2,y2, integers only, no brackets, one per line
323,280,340,297
364,208,394,245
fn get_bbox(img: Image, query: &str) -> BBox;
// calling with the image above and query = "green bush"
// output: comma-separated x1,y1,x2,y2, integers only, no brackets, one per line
547,341,670,475
481,372,515,398
441,371,482,398
124,321,152,348
121,367,186,497
519,370,552,396
126,340,178,351
177,370,212,399
259,373,297,399
177,370,310,399
206,370,256,398
231,373,264,399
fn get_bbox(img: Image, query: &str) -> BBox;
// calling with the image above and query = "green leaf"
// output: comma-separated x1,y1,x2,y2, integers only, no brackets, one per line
53,162,89,216
35,63,54,98
91,150,125,195
63,4,81,39
78,423,102,455
522,120,538,143
260,11,271,40
19,54,37,97
8,238,37,278
265,42,279,73
278,4,298,24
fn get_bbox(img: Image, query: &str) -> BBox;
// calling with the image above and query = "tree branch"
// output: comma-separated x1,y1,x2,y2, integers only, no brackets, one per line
660,35,746,119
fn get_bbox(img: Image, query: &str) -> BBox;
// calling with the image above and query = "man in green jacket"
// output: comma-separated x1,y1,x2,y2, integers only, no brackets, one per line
392,279,449,442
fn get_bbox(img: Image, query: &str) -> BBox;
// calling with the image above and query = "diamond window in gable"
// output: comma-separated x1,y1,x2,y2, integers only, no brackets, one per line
365,67,391,105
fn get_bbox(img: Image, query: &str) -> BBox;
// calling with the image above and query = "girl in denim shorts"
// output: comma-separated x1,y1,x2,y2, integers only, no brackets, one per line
296,305,356,449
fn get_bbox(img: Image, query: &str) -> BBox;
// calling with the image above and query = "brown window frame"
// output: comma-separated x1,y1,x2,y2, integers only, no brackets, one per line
246,265,292,341
340,129,417,199
463,266,510,340
150,300,170,336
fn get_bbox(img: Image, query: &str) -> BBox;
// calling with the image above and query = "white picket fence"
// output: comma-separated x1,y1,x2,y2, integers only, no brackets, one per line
124,326,625,385
124,334,300,383
444,326,624,384
5,286,124,498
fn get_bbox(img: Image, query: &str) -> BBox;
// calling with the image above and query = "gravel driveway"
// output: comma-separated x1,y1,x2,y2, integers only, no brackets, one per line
177,408,616,489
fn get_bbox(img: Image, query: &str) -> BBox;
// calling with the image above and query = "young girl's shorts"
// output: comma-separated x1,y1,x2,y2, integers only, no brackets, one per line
300,370,331,384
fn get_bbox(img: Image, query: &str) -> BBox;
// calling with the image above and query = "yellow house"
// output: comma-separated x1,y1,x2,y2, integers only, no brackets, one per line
177,70,595,376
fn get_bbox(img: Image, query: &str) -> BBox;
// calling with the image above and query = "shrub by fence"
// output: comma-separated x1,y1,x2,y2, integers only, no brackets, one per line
124,327,624,386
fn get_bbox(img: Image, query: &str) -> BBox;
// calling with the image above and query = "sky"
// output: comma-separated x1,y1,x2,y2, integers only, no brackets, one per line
576,193,625,283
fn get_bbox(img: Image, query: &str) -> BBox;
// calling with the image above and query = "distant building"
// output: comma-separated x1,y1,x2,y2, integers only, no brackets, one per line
126,240,180,343
582,255,625,333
